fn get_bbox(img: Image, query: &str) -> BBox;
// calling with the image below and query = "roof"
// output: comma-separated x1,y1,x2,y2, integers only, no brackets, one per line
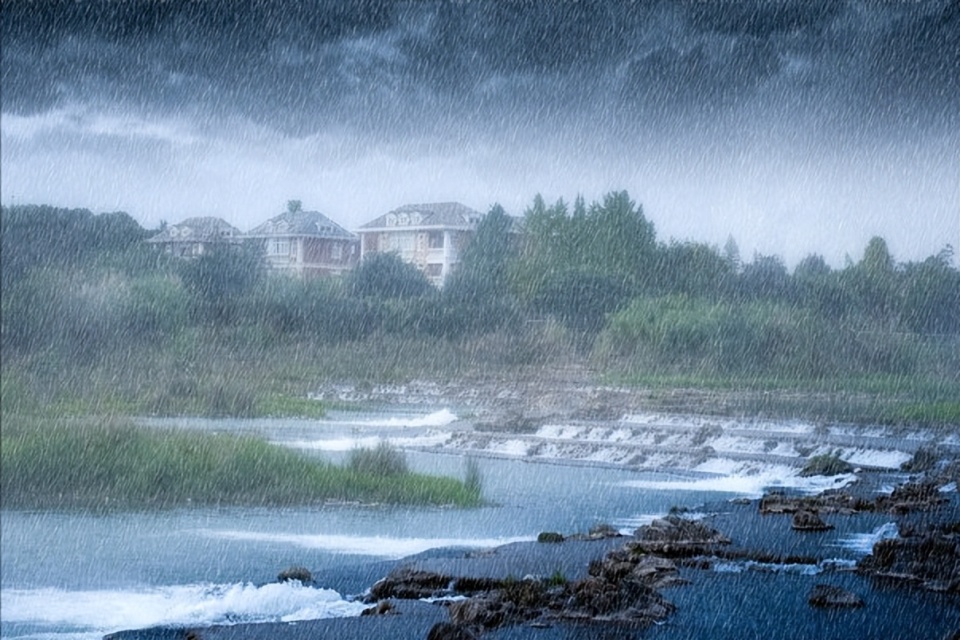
146,216,241,243
358,202,484,231
247,209,356,240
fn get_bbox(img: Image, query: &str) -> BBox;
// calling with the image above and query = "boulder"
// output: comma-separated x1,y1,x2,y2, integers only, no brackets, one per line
808,584,865,608
427,622,479,640
277,566,312,583
792,510,834,532
631,515,731,556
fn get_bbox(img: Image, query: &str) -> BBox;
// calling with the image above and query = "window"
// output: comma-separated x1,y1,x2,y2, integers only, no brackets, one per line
426,263,443,277
428,231,444,249
269,238,290,256
331,243,342,261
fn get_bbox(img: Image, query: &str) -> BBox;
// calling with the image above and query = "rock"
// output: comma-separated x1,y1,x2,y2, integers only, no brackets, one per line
427,621,478,640
277,566,312,583
759,490,871,515
858,526,960,592
627,555,683,589
369,567,454,601
630,515,730,556
792,510,834,531
537,531,564,543
808,584,865,608
876,481,947,513
360,600,395,616
448,597,509,628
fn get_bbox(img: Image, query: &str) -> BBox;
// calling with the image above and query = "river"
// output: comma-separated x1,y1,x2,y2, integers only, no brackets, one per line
2,409,957,639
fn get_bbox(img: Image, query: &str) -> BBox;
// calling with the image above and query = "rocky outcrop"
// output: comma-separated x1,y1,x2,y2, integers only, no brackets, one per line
629,515,731,556
368,567,500,601
792,510,834,531
759,490,872,515
858,524,960,592
808,584,865,608
875,481,947,514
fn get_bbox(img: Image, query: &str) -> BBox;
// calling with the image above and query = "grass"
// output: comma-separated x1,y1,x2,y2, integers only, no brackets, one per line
0,417,483,510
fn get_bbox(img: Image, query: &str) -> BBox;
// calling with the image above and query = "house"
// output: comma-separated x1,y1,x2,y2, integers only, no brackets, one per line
246,201,358,276
145,216,242,257
357,202,483,286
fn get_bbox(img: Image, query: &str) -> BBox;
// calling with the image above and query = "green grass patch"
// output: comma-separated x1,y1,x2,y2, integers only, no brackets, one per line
0,417,482,510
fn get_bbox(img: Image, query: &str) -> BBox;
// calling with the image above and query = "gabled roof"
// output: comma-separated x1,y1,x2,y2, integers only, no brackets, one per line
247,209,355,240
358,202,483,231
146,216,241,243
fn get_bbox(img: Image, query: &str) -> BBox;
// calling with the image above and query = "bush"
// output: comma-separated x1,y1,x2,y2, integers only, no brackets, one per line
348,441,409,477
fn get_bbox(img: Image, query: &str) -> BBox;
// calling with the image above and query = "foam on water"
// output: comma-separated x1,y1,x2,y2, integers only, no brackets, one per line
1,582,365,639
194,530,533,558
712,561,822,575
274,431,452,452
619,459,857,498
837,521,899,555
329,409,458,428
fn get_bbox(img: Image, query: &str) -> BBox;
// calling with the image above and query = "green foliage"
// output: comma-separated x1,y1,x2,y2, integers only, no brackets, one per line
179,241,264,323
0,418,481,509
1,205,149,288
350,252,435,299
534,270,631,332
599,295,924,379
464,456,483,496
348,441,410,477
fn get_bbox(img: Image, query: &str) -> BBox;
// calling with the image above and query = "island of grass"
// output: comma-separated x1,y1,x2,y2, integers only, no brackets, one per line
0,418,482,510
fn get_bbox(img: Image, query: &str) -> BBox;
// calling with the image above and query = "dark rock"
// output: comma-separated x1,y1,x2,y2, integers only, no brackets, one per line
808,584,865,608
630,515,731,556
792,510,834,532
361,600,395,616
427,621,479,640
627,555,684,589
759,491,871,515
277,566,312,583
369,567,454,601
537,531,564,543
449,597,510,628
876,481,947,513
858,528,960,592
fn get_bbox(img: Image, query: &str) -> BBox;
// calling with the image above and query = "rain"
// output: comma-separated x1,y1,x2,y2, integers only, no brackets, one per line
1,1,958,639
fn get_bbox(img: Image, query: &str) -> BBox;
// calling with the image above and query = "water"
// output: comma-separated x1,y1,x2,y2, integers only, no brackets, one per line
2,410,957,639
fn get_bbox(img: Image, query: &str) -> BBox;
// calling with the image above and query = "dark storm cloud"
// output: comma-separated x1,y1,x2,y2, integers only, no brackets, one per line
3,0,957,138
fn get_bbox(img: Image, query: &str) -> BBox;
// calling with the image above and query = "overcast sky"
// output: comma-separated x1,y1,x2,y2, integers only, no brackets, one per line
2,0,958,267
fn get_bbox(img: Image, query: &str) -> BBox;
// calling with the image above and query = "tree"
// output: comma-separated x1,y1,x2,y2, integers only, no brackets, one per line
442,204,518,336
722,235,741,274
446,204,514,302
350,252,434,300
738,253,793,301
179,241,264,324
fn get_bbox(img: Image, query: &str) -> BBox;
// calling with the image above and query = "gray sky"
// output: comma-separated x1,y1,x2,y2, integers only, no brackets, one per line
2,0,958,268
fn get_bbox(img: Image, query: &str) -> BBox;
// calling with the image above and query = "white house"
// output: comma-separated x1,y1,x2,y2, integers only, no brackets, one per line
145,216,242,257
357,202,483,287
246,201,359,277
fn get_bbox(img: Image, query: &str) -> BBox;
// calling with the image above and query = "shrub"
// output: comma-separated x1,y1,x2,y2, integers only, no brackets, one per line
348,441,409,477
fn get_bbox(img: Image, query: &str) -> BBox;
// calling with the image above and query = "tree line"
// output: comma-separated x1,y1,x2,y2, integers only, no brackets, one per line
2,197,958,381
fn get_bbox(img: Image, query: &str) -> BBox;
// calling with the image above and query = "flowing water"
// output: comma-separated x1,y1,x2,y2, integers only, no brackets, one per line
2,409,957,639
